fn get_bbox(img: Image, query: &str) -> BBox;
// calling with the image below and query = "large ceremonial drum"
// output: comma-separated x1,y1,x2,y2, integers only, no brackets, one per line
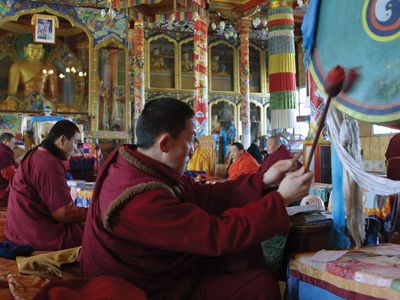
310,0,400,124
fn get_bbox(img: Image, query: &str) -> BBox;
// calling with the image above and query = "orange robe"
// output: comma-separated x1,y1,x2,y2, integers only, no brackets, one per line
187,146,211,173
227,152,260,180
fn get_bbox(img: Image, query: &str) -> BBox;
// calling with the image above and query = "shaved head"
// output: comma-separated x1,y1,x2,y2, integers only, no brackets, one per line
266,136,281,154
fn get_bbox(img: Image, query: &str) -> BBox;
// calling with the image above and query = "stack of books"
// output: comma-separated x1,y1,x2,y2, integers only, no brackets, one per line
286,204,333,226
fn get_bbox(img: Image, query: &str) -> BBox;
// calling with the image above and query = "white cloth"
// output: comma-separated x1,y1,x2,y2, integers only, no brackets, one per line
338,115,365,247
327,104,400,195
271,109,296,129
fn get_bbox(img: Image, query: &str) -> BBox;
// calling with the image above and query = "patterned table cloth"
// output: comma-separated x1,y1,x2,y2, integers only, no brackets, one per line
288,243,400,299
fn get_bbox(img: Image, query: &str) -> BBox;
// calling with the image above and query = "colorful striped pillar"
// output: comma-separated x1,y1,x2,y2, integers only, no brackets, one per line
268,0,297,129
131,20,145,131
239,20,251,148
193,13,209,136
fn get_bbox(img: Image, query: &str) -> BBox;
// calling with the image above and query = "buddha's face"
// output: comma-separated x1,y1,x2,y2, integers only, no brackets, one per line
153,49,160,56
24,44,44,62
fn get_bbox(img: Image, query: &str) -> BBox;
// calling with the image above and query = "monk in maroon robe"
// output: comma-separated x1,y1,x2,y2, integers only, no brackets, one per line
261,136,301,173
34,276,147,300
0,133,16,207
385,133,400,180
5,120,87,251
80,98,313,300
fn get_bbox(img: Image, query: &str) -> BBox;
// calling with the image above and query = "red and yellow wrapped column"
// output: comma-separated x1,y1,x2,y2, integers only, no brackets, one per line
130,19,145,129
239,19,251,148
193,10,209,136
268,0,297,129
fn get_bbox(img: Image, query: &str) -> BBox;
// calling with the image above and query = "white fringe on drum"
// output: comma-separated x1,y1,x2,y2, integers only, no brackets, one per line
271,109,296,129
327,105,400,196
339,116,365,247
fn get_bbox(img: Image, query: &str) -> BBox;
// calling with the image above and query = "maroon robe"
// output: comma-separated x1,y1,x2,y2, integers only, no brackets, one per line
385,133,400,180
260,145,295,173
80,145,289,299
0,143,16,206
5,147,85,250
34,276,147,300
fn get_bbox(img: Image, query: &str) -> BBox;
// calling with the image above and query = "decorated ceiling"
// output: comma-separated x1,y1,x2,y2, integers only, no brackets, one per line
22,0,306,45
29,0,306,23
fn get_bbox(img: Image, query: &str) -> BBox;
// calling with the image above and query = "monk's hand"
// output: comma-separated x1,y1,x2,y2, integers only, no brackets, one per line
277,167,313,206
262,159,297,189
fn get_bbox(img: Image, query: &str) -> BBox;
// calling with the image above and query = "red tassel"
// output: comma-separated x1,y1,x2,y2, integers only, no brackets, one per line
324,65,345,98
342,67,360,93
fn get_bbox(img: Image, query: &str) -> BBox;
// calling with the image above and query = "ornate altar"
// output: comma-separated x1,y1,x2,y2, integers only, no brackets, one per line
210,41,236,92
0,1,132,149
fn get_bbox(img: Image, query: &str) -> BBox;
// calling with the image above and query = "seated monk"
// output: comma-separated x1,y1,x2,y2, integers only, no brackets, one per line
80,97,313,299
0,133,16,207
3,43,58,109
34,276,147,300
261,136,301,173
186,137,212,173
5,120,87,251
247,139,263,164
385,133,400,180
227,142,260,180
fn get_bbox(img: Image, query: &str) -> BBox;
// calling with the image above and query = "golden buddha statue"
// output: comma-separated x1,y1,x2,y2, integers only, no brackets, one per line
182,52,193,72
3,43,58,109
212,114,222,134
211,55,227,75
150,48,166,70
211,55,220,73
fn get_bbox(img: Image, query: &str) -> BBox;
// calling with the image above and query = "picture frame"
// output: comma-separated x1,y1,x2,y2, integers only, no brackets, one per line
33,14,57,44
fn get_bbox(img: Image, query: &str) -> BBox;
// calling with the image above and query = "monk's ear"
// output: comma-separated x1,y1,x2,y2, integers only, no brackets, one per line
58,135,67,146
158,133,171,153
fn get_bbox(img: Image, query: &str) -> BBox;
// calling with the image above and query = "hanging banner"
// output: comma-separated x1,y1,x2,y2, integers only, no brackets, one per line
193,16,208,136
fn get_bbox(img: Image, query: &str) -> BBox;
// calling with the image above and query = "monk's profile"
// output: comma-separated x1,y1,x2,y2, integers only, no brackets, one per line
3,43,58,109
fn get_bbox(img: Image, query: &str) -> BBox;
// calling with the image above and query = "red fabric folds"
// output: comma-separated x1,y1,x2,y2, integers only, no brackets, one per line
33,276,147,300
269,73,297,92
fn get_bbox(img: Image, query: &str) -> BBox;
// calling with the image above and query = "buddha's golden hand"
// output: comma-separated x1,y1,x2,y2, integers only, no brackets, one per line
1,96,18,110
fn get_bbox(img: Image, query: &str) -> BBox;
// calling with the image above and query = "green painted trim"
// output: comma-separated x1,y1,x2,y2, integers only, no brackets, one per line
270,91,297,109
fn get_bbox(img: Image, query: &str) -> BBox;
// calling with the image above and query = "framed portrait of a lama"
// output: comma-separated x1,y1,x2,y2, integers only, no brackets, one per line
33,14,57,44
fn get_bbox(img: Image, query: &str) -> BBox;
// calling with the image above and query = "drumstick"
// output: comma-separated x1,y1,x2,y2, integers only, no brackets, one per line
302,65,359,172
294,150,302,161
304,95,333,172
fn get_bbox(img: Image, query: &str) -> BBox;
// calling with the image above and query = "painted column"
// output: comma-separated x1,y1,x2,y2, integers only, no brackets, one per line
193,13,208,136
239,19,251,148
268,0,297,129
130,19,145,133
